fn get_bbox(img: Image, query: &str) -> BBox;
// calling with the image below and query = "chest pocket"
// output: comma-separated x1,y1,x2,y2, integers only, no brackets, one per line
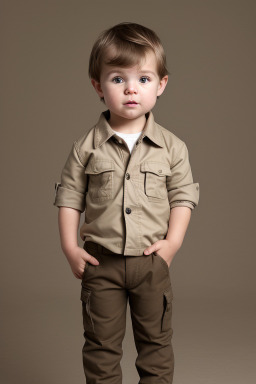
140,161,172,200
84,159,115,202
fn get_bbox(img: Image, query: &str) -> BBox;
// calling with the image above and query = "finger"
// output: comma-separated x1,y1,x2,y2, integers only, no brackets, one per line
78,269,84,279
84,252,99,265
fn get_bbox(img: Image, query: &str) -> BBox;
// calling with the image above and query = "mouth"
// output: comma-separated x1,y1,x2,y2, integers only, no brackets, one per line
125,101,138,105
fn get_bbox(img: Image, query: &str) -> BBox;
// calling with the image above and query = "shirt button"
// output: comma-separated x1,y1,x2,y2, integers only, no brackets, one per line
196,186,199,190
126,173,130,180
158,169,162,173
125,207,131,214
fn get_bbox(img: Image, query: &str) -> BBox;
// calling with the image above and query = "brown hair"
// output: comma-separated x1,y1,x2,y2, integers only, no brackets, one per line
88,22,169,83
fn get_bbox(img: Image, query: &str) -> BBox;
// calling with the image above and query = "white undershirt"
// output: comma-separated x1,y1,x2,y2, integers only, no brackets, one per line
112,130,142,153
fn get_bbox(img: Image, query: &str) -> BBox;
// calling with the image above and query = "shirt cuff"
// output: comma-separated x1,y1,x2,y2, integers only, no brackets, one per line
53,182,85,212
168,182,199,209
170,200,196,210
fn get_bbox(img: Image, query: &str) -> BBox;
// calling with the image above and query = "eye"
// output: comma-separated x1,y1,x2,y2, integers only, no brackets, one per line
140,76,150,83
112,76,123,83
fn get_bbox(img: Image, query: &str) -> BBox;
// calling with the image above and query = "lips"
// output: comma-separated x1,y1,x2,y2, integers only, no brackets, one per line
125,101,138,104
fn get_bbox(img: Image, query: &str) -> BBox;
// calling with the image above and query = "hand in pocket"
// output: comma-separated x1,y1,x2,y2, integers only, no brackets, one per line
64,246,100,279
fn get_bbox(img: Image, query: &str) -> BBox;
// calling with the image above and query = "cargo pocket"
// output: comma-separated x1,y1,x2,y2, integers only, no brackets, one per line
140,162,172,200
161,288,173,332
84,159,115,202
80,287,95,334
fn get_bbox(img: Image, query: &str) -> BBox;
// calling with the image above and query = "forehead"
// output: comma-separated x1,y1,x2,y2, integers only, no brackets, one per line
101,49,158,76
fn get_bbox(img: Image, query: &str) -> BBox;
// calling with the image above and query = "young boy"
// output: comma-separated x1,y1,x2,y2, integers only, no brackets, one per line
54,22,199,384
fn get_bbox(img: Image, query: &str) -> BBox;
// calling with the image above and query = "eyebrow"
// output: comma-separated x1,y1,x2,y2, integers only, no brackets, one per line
106,69,157,76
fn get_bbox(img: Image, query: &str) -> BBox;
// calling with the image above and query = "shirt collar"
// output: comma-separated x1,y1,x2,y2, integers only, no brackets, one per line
94,109,164,149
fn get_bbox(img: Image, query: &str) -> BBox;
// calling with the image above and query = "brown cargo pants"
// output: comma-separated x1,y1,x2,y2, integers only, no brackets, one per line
80,241,174,384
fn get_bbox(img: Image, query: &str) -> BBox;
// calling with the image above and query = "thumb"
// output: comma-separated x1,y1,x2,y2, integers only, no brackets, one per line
144,242,161,255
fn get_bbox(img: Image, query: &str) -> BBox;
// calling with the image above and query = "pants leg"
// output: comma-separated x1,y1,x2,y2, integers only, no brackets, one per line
80,242,174,384
80,242,128,384
127,252,174,384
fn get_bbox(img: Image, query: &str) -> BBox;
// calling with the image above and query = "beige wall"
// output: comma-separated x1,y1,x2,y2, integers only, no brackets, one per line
1,1,255,383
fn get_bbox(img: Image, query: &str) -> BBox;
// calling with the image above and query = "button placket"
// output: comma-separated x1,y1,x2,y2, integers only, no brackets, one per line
122,138,141,253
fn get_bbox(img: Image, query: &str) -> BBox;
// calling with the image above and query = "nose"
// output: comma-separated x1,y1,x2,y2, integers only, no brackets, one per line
124,81,137,95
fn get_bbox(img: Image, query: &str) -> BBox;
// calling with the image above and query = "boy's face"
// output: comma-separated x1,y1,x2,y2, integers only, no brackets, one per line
91,50,168,123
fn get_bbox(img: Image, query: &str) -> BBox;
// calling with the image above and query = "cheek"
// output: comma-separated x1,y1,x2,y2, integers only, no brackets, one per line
103,90,120,107
143,88,158,102
104,85,119,98
142,84,158,95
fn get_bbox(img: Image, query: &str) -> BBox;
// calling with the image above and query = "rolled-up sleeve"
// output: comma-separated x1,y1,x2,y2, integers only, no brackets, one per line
53,141,87,212
167,142,200,210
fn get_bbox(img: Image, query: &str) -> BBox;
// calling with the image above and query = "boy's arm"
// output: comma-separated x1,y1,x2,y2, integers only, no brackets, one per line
54,142,99,279
144,141,199,266
144,206,191,266
167,142,199,210
164,206,191,265
166,206,191,248
58,207,81,253
57,207,99,279
54,141,87,213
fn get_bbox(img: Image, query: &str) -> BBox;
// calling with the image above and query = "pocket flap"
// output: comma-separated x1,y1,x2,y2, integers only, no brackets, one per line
84,159,115,175
164,288,173,303
80,287,91,302
140,162,172,176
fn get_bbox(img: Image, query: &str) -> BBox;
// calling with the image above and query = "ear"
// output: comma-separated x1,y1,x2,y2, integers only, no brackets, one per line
91,79,104,98
157,75,168,97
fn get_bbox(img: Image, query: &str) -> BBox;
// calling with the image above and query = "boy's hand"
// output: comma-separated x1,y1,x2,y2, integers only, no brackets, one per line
143,239,181,268
64,246,100,280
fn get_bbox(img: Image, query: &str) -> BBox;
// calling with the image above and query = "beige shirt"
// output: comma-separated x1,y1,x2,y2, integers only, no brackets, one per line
53,110,200,256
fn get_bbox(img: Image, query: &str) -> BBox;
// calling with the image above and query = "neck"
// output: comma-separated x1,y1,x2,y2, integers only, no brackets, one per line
108,112,147,134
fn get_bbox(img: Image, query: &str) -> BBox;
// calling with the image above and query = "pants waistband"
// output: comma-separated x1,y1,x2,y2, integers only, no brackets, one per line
84,241,122,256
